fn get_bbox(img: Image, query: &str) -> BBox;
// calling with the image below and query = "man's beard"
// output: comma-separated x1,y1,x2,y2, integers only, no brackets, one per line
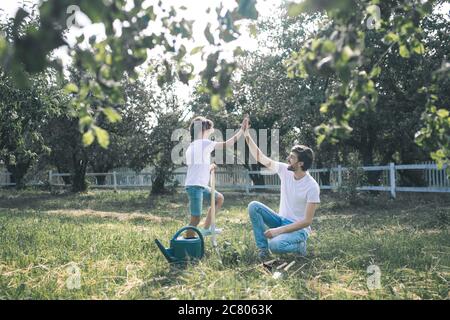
287,164,295,171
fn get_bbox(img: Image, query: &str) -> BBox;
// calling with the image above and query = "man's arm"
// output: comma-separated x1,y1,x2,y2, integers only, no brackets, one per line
244,130,278,170
264,203,318,238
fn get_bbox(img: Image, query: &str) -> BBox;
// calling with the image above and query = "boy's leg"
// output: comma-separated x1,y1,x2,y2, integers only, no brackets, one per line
202,188,224,229
185,187,203,238
247,201,283,251
268,229,309,256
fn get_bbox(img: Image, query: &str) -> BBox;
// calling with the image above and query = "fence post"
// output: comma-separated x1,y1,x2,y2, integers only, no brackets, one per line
337,165,342,188
49,170,52,186
113,171,117,192
389,162,396,199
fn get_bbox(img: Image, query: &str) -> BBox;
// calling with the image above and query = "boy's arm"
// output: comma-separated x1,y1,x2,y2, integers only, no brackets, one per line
244,130,278,171
214,128,244,149
215,117,248,149
264,203,318,238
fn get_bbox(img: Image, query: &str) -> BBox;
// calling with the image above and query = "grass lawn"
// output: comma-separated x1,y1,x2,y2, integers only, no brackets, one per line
0,188,449,299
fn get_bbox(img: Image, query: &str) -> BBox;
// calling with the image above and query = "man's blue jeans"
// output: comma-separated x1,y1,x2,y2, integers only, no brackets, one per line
247,201,308,255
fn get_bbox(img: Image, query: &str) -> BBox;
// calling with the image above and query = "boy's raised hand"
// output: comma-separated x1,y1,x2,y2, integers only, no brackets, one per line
242,115,251,137
241,115,250,131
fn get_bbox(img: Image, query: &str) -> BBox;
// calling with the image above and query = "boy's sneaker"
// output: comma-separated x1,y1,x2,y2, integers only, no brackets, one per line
199,227,223,236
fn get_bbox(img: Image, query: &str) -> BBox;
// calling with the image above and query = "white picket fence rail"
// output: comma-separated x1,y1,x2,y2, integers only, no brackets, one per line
1,162,449,198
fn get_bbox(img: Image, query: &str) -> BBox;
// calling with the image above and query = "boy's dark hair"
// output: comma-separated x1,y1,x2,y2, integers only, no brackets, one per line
291,145,314,171
189,116,214,140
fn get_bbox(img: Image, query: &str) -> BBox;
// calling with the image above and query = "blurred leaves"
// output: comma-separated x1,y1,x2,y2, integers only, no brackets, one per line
0,0,259,148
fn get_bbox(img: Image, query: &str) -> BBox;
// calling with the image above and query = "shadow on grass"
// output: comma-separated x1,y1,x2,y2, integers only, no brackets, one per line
0,189,189,220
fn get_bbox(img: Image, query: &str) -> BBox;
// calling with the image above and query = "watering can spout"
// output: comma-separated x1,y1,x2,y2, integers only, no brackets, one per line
154,239,176,263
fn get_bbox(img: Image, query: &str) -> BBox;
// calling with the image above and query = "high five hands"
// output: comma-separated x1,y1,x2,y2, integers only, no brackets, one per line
241,114,250,135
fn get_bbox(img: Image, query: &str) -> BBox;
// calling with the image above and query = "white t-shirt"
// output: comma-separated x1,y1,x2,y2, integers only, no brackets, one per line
185,139,218,187
274,162,320,234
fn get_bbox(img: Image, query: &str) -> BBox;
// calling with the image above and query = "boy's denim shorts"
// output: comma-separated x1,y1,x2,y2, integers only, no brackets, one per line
185,185,220,217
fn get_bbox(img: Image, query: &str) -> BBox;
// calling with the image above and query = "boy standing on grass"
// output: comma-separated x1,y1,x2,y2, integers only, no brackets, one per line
244,126,320,260
184,116,249,238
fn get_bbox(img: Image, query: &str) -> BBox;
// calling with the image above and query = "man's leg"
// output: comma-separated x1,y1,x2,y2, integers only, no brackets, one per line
247,201,283,251
268,229,309,256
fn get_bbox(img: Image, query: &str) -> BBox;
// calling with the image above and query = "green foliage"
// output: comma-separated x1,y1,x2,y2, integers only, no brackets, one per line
0,71,62,188
0,0,259,147
285,0,448,171
415,61,450,176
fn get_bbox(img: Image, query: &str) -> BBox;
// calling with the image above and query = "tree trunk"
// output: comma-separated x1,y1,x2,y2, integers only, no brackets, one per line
316,159,330,186
6,161,30,190
72,151,88,192
360,140,382,186
151,172,167,195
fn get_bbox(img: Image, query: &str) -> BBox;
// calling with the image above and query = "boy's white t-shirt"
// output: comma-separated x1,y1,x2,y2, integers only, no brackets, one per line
185,139,218,187
274,162,321,234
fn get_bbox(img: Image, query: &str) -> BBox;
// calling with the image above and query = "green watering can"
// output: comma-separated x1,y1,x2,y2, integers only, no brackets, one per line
155,226,204,264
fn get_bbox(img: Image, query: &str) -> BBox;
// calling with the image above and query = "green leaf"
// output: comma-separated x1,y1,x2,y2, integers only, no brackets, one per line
82,130,95,146
317,134,326,146
94,126,110,149
103,107,122,123
437,109,449,118
341,46,354,62
248,24,257,38
64,83,79,93
320,103,329,113
384,32,399,43
413,42,425,55
370,66,381,78
322,40,336,54
190,46,204,55
366,5,379,16
210,94,222,110
234,46,244,56
204,23,215,45
237,0,258,19
13,8,29,33
399,45,410,58
287,3,303,17
79,116,93,130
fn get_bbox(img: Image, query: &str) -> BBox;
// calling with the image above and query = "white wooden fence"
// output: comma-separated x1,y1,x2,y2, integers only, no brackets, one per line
1,162,449,198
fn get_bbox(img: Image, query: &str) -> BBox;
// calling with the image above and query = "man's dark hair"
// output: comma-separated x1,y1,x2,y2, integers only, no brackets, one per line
189,116,214,140
291,145,314,171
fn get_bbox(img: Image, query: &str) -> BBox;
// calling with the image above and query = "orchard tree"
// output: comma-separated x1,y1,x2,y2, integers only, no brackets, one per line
0,71,62,188
284,0,450,174
44,71,159,192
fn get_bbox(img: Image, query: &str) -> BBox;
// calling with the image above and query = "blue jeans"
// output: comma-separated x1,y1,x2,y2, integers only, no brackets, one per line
247,201,308,255
185,186,220,217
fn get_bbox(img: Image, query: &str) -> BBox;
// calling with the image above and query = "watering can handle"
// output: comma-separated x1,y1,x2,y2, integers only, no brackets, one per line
171,226,205,259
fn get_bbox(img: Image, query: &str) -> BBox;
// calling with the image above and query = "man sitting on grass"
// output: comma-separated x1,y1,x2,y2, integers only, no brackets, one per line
244,128,320,260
